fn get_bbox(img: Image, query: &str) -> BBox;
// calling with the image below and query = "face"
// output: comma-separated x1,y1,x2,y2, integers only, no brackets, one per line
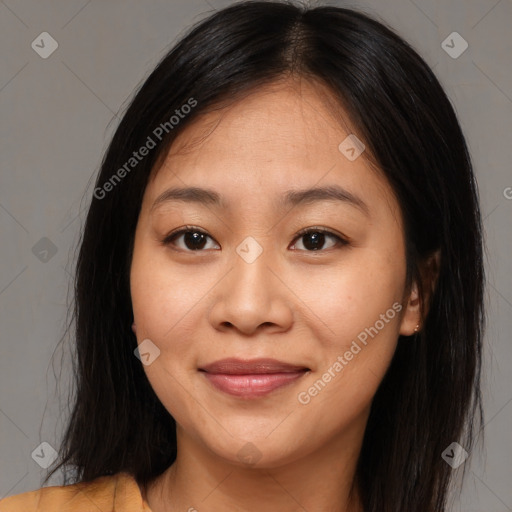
130,78,419,469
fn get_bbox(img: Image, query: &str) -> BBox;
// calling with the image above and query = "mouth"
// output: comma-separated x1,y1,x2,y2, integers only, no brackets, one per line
198,358,310,399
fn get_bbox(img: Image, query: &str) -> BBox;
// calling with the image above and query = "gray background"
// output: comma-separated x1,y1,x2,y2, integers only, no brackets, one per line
0,0,510,510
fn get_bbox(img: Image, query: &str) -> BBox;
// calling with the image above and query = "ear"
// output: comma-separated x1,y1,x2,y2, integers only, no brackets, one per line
399,249,441,336
131,322,137,334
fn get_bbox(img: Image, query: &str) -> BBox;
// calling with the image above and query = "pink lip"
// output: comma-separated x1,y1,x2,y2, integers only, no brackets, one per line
199,358,309,399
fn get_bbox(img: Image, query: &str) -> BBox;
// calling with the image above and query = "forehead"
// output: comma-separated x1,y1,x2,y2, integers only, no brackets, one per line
164,79,354,172
144,79,398,220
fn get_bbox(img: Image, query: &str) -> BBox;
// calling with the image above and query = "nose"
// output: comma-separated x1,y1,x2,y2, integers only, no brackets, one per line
207,244,294,336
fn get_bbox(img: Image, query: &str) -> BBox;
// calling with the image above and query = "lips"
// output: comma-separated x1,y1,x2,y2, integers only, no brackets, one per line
199,357,309,374
199,358,310,399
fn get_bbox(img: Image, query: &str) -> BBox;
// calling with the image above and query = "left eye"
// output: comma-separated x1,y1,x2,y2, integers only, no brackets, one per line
290,228,346,251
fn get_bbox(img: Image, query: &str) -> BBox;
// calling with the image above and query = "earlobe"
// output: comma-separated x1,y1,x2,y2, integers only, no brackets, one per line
399,280,422,336
399,249,441,337
131,322,137,334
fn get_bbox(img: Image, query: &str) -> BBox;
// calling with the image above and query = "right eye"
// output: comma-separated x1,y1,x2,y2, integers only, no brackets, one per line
162,226,220,252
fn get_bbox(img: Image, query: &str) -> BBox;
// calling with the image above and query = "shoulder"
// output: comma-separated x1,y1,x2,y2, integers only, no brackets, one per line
0,472,150,512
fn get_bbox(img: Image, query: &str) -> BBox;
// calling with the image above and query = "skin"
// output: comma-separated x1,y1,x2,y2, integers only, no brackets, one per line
129,77,424,512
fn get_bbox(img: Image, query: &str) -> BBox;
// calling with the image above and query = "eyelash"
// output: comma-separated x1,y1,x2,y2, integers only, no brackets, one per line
161,225,349,252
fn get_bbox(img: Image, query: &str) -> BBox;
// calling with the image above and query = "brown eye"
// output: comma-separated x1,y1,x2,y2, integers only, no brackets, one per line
291,228,348,252
163,227,219,251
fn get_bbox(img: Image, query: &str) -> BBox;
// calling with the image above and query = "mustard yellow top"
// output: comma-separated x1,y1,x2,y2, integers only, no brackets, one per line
0,472,152,512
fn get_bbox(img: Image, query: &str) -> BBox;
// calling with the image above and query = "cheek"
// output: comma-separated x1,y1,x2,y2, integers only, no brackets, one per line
130,245,206,427
295,280,402,423
130,242,215,363
292,250,405,339
292,255,404,420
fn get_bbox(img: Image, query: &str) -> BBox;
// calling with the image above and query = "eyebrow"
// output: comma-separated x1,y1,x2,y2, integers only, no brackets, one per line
151,185,370,216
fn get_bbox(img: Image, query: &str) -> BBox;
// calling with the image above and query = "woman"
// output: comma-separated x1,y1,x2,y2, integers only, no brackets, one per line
0,1,484,511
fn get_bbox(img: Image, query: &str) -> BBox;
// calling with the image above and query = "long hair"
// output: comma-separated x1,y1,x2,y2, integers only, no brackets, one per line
45,2,485,511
